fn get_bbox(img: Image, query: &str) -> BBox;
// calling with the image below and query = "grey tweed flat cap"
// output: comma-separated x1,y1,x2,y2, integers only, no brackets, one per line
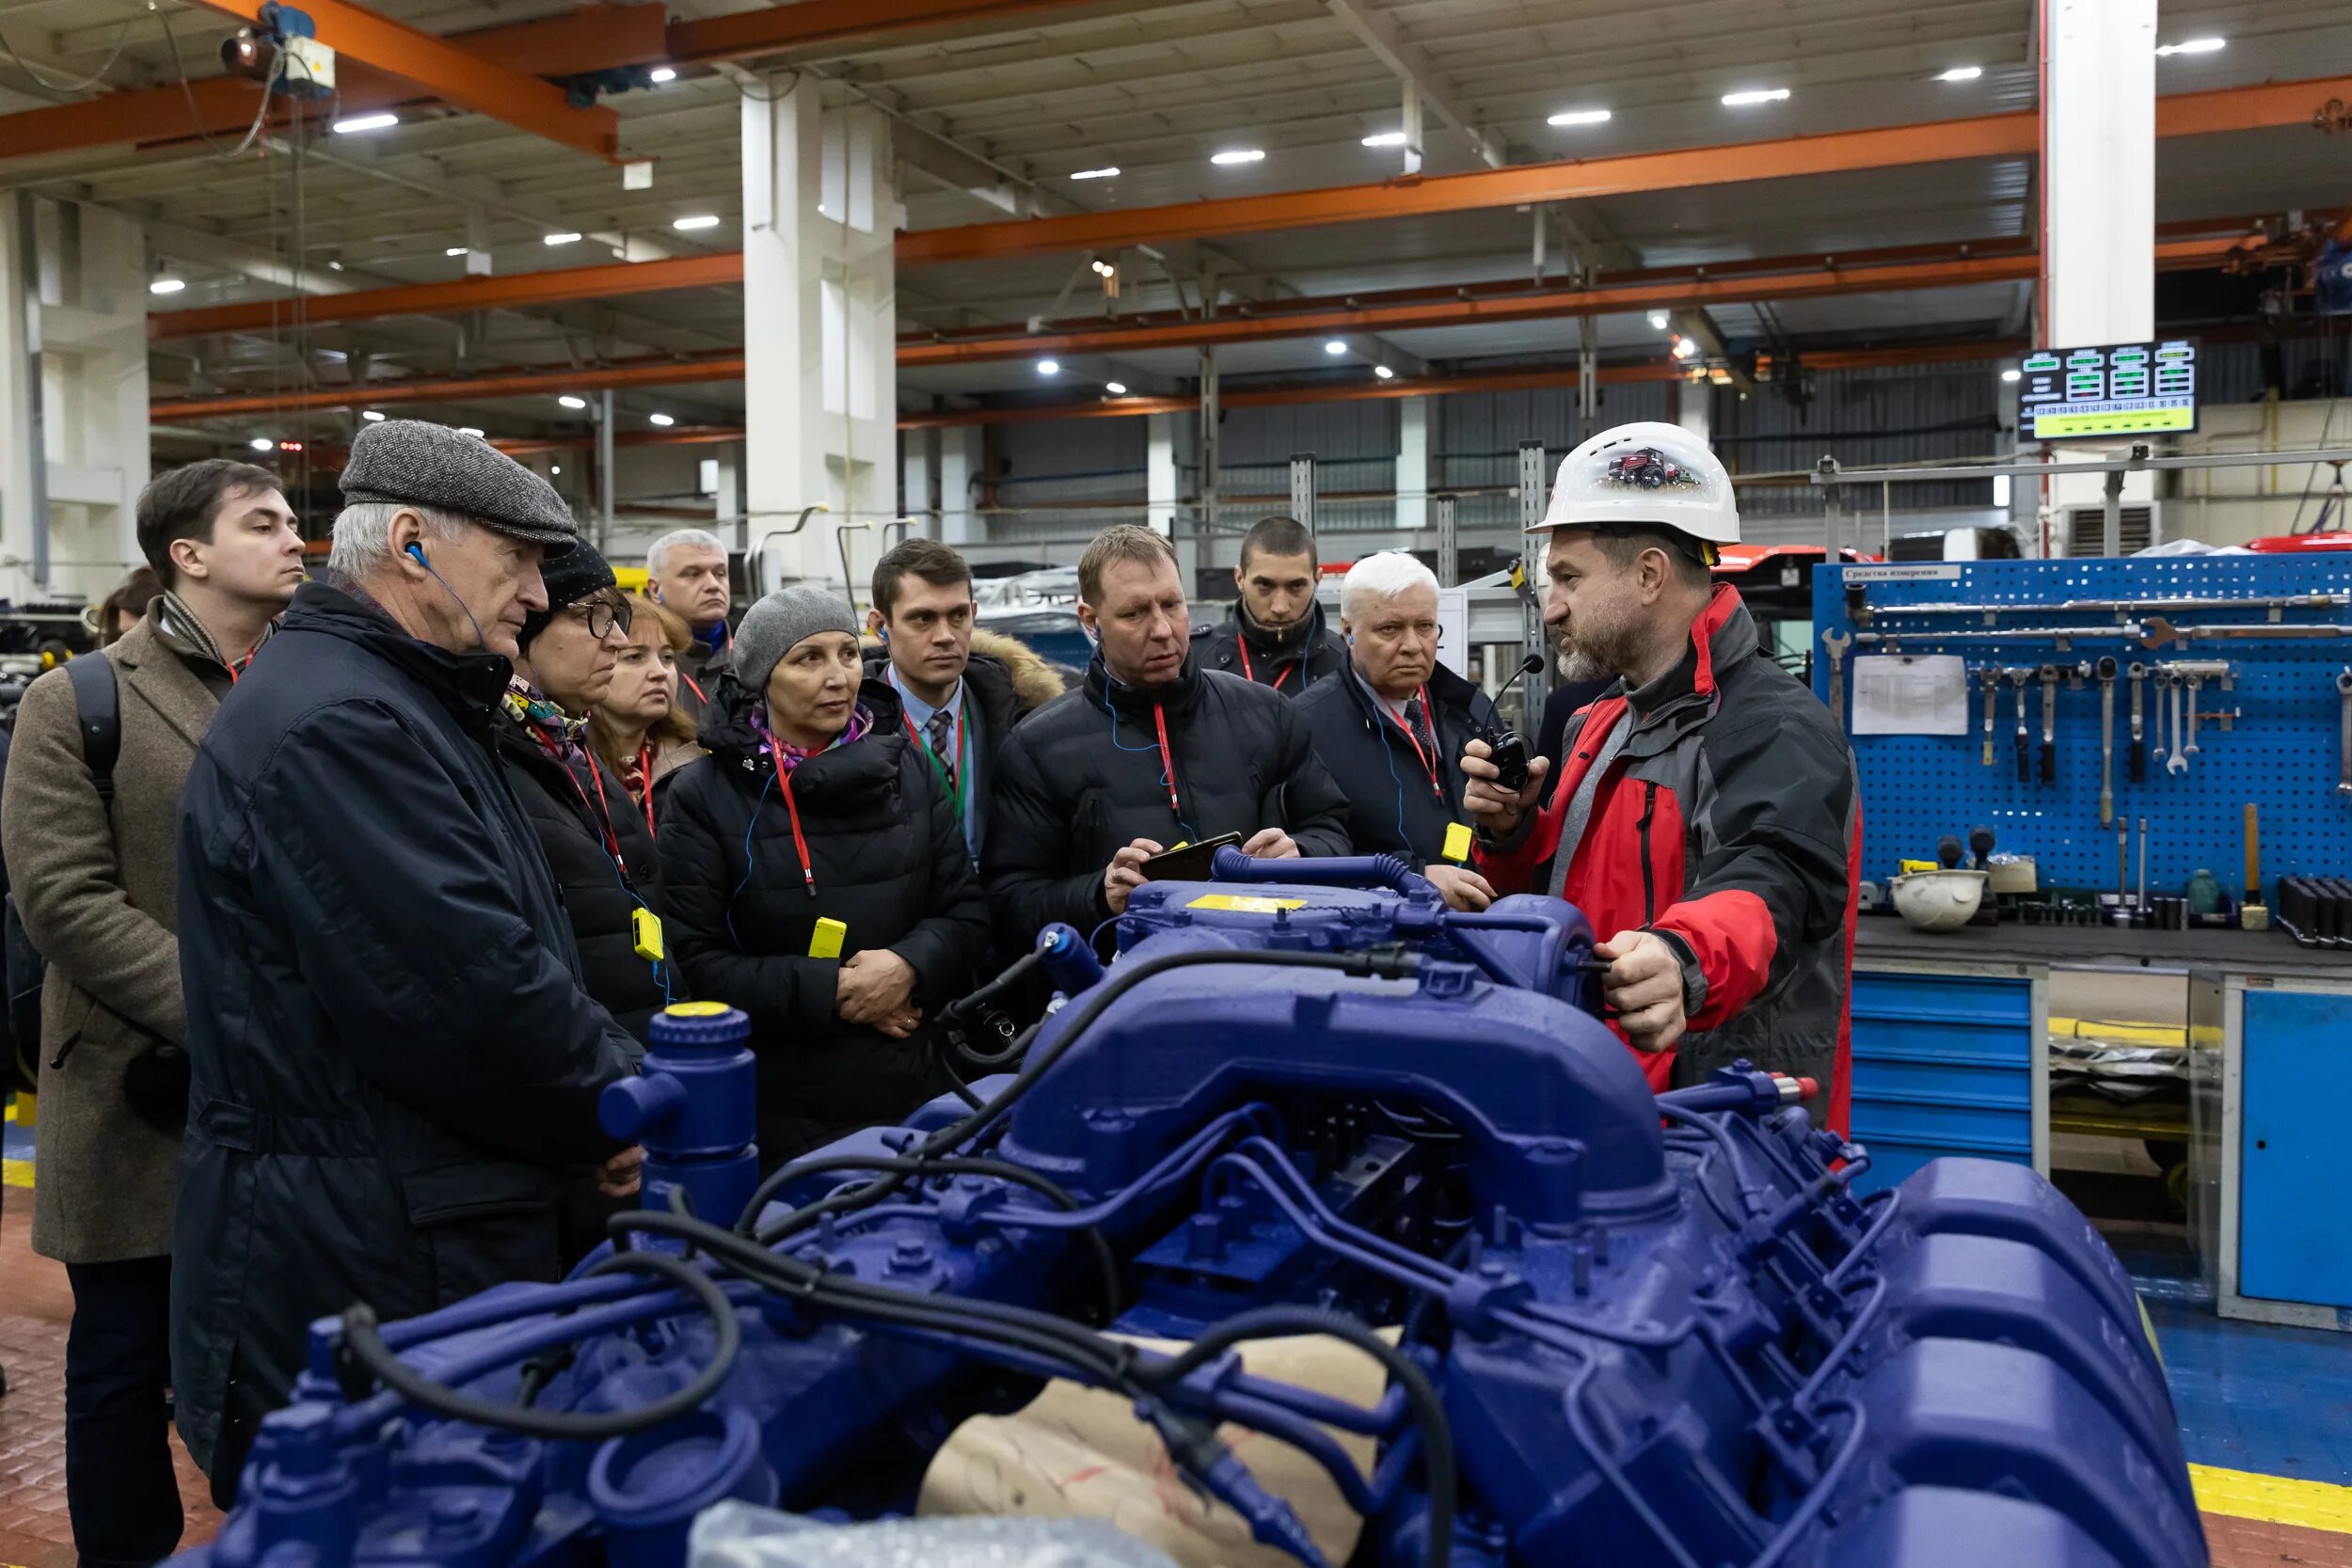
341,419,579,551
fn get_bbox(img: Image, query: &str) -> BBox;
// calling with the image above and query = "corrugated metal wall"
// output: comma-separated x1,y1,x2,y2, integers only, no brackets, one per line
1716,363,2002,526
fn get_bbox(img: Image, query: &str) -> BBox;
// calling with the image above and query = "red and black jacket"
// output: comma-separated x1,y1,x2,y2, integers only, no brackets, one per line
1476,587,1859,1131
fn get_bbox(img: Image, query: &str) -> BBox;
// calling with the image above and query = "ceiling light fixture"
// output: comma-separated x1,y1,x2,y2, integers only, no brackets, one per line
2001,367,2023,383
248,437,275,451
1374,365,1395,380
558,395,588,409
649,66,677,83
1104,381,1128,395
1037,359,1060,377
361,409,386,421
1671,335,1699,359
1720,87,1790,106
544,231,583,246
2154,36,2224,55
1935,65,1983,81
1647,309,1671,330
649,412,675,426
1070,166,1120,180
1360,131,1408,147
673,214,721,230
459,427,485,438
1324,340,1347,356
550,465,562,476
1210,149,1265,166
445,246,469,257
1546,107,1612,126
332,112,398,135
149,276,186,295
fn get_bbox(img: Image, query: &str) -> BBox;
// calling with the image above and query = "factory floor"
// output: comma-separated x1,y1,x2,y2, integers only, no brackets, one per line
4,1095,2350,1568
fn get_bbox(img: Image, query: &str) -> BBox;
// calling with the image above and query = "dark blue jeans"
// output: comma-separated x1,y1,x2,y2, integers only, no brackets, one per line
64,1255,183,1568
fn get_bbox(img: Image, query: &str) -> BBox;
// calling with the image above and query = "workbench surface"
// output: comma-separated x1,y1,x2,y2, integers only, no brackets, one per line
1853,915,2352,981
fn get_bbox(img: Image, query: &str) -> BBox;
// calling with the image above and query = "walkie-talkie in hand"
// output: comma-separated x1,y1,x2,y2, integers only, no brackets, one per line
1476,653,1548,792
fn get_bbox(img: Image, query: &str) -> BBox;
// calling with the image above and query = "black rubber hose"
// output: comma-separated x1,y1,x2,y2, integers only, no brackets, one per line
735,1152,1121,1324
337,1248,740,1440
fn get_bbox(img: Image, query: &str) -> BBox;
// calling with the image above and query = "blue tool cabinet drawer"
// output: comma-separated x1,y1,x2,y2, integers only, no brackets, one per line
2239,989,2352,1309
1848,968,2035,1194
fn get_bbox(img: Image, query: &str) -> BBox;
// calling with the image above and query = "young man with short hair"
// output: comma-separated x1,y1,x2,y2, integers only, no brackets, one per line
1193,513,1345,694
2,457,307,1568
864,538,1060,863
645,527,733,722
983,525,1352,947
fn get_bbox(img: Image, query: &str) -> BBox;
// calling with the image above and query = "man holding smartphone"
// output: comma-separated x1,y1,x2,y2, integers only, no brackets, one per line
983,525,1353,949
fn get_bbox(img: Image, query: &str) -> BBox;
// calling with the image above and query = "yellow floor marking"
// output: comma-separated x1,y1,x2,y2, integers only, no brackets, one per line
2192,1464,2352,1533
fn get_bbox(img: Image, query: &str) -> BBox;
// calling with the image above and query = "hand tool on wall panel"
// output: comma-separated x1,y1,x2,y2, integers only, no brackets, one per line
2138,816,2149,911
2094,657,2118,824
2126,661,2146,783
1820,627,1850,733
2339,670,2352,798
2140,616,2352,649
2010,668,2031,784
2183,673,2204,756
2037,664,2058,785
1979,666,1999,766
2242,804,2269,931
2166,675,2189,776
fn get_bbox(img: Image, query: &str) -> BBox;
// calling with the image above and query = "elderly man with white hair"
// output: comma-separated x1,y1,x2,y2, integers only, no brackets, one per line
1295,550,1502,911
645,526,733,721
171,420,642,1505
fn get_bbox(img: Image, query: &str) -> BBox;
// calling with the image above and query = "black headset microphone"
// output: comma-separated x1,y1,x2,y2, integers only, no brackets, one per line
405,541,491,653
1476,653,1547,792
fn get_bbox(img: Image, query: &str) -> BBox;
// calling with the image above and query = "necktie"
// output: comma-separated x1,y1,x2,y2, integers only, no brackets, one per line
926,705,959,792
1403,696,1436,763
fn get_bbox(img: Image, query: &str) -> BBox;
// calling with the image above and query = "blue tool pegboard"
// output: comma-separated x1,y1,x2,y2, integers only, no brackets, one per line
1812,557,2352,895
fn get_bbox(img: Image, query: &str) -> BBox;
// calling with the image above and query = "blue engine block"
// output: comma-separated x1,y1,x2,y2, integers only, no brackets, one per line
183,853,2204,1568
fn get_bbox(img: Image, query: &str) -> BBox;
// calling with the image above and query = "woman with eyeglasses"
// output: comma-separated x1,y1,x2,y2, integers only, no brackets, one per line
493,542,675,1045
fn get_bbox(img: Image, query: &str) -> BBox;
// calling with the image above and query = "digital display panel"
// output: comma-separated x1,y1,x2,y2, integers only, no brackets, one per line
2018,339,2198,440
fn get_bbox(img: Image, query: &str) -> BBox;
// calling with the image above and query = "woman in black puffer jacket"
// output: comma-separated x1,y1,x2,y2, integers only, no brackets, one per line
496,540,672,1040
659,585,989,1164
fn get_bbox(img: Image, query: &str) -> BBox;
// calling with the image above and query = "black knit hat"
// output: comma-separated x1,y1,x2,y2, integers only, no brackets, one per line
518,538,617,652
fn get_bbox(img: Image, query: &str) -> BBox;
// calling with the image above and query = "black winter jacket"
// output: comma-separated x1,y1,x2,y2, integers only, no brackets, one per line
1192,598,1346,695
1294,662,1499,870
858,646,1032,854
494,717,672,1039
658,677,989,1162
981,655,1354,945
172,581,639,1481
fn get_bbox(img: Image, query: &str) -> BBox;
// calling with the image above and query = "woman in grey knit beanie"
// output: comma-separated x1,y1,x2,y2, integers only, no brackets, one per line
657,580,991,1164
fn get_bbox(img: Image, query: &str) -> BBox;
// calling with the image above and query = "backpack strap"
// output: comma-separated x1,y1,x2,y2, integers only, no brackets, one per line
64,653,121,816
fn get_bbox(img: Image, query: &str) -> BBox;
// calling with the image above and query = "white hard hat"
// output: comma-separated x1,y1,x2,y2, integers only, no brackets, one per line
1531,420,1740,552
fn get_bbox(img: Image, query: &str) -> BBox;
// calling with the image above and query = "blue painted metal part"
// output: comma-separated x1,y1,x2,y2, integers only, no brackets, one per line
598,1005,760,1232
178,868,2202,1568
2239,988,2352,1308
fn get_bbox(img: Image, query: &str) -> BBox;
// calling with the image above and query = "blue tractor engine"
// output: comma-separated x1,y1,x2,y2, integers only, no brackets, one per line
183,852,2203,1568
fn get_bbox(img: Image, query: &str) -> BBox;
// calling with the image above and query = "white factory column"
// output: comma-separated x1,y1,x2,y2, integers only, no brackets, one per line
1674,378,1711,444
900,427,936,539
741,78,900,587
937,425,984,545
1146,412,1181,539
0,197,149,605
2040,0,2157,535
1396,397,1429,532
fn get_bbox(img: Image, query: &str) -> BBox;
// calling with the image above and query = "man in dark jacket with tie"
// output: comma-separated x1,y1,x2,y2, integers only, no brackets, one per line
1295,551,1500,911
172,420,641,1504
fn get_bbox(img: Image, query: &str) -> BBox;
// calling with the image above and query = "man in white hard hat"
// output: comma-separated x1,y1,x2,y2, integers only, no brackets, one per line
1460,421,1857,1129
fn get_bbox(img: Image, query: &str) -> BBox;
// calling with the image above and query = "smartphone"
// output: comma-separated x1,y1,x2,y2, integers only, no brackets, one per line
1139,832,1246,882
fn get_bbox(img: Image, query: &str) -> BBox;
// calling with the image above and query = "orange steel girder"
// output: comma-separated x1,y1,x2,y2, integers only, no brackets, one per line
178,0,624,162
896,75,2352,265
148,354,744,420
151,253,744,341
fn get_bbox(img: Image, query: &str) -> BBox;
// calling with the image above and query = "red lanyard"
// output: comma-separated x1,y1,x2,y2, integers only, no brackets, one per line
1236,641,1294,691
533,732,626,870
1382,686,1443,798
1149,703,1184,818
768,742,820,896
680,670,707,705
632,745,658,842
221,646,258,686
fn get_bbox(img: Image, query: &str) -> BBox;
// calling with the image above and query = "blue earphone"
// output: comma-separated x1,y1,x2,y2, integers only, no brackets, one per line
406,542,429,566
405,539,487,649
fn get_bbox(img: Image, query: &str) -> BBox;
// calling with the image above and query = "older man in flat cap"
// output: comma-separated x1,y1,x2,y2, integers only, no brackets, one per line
171,420,644,1502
